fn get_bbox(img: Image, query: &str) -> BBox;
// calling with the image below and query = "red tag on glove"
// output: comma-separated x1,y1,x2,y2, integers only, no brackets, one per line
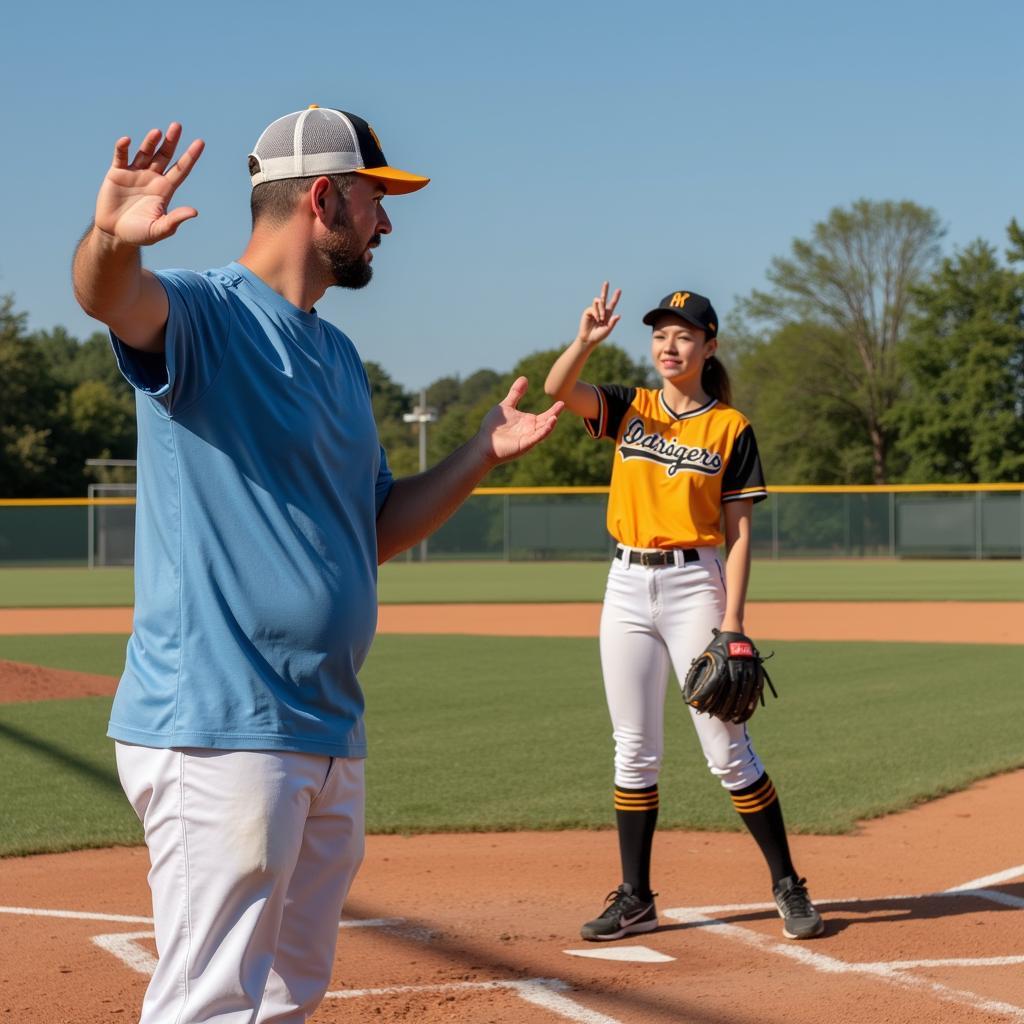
728,642,754,658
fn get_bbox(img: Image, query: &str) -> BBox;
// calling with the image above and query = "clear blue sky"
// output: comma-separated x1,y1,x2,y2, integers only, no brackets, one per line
2,0,1021,392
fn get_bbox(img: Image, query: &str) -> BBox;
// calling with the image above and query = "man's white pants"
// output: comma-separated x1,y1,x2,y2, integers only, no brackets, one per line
116,743,365,1024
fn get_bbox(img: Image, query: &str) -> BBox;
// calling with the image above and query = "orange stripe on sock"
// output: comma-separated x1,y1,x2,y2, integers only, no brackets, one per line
731,786,778,814
614,788,659,811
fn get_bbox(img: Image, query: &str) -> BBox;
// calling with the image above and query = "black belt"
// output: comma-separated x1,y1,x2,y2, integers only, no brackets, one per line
615,546,699,567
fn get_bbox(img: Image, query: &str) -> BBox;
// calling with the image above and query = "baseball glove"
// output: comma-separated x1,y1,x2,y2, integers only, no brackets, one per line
682,629,778,724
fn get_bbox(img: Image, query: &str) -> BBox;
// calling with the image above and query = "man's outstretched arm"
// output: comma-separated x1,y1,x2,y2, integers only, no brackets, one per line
72,123,204,352
376,377,563,563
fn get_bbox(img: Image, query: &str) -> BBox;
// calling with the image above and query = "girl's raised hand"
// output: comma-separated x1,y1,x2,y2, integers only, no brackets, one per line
576,281,621,347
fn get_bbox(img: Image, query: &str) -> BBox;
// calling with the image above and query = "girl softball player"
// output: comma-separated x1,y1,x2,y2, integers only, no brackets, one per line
544,282,823,942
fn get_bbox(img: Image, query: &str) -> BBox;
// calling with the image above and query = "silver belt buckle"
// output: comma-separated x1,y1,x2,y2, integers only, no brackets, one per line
640,551,655,567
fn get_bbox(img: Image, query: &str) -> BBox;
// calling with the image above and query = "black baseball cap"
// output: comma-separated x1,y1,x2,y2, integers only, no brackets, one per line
642,290,718,338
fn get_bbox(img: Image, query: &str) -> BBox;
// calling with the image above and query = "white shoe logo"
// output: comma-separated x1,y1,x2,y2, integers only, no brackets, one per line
619,908,649,927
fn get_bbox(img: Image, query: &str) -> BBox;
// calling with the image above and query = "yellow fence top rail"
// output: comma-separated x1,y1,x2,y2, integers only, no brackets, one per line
0,498,138,507
1,483,1022,507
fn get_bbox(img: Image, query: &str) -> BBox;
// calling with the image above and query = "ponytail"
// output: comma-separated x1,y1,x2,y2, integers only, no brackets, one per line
701,354,732,405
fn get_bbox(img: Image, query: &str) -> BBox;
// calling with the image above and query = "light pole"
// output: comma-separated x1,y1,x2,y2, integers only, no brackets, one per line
403,388,438,561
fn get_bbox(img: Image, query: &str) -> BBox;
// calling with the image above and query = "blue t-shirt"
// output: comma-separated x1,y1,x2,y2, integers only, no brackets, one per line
107,262,393,757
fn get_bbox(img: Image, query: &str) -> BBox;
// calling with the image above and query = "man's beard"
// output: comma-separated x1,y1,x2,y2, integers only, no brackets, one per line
316,226,379,289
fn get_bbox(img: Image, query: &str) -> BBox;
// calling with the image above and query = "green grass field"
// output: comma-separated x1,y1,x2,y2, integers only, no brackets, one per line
2,632,1022,856
0,558,1022,607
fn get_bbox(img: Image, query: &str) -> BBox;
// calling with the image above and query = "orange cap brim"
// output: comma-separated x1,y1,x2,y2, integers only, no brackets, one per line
355,166,430,195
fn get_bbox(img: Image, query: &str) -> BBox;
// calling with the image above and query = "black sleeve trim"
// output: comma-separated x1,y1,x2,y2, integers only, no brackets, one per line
721,424,767,504
584,384,636,440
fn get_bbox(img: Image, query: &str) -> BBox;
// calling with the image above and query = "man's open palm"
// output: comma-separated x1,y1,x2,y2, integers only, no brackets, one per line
95,123,205,246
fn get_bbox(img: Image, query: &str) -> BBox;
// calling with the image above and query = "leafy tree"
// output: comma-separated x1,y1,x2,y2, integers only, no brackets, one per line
0,296,141,496
732,323,874,483
364,360,418,476
891,229,1024,482
741,199,944,482
0,296,59,494
424,376,462,416
67,379,137,461
34,328,128,392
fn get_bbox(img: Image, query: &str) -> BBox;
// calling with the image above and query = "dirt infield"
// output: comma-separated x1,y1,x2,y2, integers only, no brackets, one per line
0,659,118,703
3,604,1023,1021
1,600,1021,642
2,772,1023,1024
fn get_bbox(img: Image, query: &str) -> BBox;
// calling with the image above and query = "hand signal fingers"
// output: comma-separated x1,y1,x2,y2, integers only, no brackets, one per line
148,122,184,173
164,138,206,189
129,128,164,170
592,282,621,328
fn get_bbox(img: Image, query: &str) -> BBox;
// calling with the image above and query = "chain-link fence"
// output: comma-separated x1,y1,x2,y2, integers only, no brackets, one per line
1,486,1022,565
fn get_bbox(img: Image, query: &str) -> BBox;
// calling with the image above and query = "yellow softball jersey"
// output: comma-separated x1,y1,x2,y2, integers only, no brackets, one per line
585,385,767,549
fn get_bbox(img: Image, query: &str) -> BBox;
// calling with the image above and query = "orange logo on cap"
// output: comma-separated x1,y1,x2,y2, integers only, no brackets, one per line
367,124,383,151
669,292,690,309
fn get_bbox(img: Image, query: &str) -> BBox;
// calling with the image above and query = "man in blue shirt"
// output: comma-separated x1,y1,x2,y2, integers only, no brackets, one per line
72,106,563,1024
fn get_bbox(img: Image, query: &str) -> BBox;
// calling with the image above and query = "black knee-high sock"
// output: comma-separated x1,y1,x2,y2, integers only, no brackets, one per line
730,774,796,885
614,784,659,898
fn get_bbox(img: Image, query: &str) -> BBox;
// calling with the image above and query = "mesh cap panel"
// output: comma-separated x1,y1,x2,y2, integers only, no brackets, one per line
249,108,364,185
252,116,300,160
302,109,357,156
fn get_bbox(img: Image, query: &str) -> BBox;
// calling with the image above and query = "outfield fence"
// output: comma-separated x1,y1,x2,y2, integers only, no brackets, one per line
1,485,1022,565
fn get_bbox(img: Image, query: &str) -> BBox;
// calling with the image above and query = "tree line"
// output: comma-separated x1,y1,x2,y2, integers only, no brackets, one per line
2,199,1022,496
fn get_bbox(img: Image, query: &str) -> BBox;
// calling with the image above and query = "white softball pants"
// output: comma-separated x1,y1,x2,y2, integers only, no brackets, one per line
599,548,764,792
115,743,365,1024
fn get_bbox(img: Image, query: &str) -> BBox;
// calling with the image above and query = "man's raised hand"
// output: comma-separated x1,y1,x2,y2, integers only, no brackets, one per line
94,123,205,246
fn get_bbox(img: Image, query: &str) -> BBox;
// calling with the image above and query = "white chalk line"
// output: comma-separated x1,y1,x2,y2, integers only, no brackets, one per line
681,888,1024,918
663,907,1024,1022
0,905,152,923
945,864,1024,892
663,872,1024,1023
91,931,157,975
864,956,1024,970
85,921,627,1022
326,979,626,1024
0,905,402,928
953,888,1024,909
13,869,1024,1024
91,920,405,978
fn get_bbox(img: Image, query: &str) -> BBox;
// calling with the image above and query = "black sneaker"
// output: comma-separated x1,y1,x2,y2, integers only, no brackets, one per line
580,883,658,941
773,876,824,939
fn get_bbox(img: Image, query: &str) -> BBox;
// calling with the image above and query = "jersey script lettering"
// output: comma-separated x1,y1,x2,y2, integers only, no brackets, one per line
619,417,724,476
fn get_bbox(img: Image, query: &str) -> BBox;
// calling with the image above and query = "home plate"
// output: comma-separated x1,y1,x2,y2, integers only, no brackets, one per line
563,946,675,963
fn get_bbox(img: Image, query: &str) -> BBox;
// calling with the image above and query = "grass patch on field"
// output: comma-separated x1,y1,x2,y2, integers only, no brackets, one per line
0,567,134,608
0,634,127,677
376,558,1024,602
0,697,142,855
1,633,1023,855
0,559,1021,608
